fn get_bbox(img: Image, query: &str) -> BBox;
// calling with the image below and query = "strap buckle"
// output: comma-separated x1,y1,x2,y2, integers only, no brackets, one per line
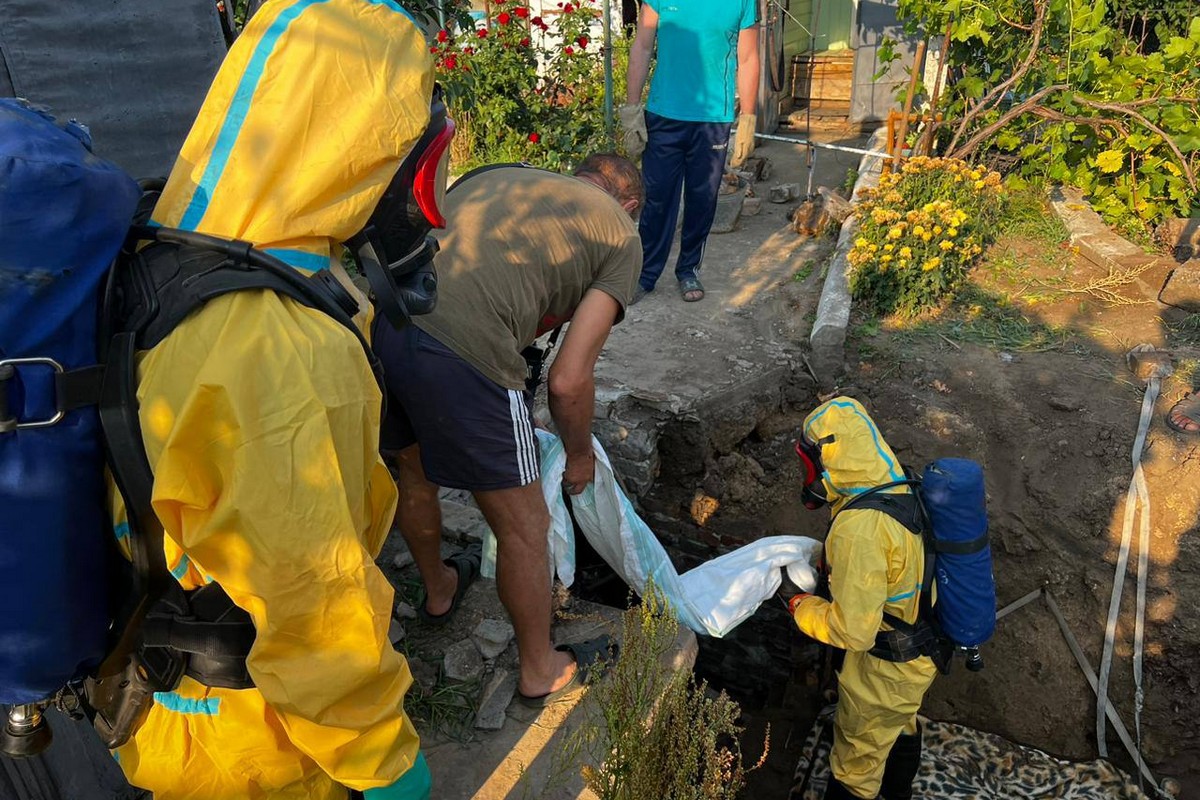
0,357,66,431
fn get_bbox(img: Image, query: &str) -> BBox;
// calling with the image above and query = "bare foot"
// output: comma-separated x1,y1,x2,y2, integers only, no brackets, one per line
1167,395,1200,434
422,562,459,617
518,649,577,699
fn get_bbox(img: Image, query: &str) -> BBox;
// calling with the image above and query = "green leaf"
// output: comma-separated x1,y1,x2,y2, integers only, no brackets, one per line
1163,36,1195,62
1095,149,1125,173
1175,129,1200,153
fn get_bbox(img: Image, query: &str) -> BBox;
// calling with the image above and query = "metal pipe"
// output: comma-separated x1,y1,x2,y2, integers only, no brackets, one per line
602,0,614,139
746,131,895,160
1043,592,1160,791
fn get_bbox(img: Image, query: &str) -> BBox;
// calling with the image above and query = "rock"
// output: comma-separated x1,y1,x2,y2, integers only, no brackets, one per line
1047,396,1083,412
392,548,414,569
394,601,418,620
1159,261,1200,312
739,155,770,182
388,619,406,645
470,618,515,659
443,639,484,682
816,186,853,225
473,668,518,730
769,182,801,204
1156,217,1200,261
440,500,491,543
741,196,762,216
709,191,744,234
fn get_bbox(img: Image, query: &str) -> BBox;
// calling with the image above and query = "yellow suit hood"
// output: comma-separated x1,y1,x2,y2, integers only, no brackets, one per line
152,0,435,273
803,396,907,512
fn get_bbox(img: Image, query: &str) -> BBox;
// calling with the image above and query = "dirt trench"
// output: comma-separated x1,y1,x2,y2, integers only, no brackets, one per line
621,335,1200,797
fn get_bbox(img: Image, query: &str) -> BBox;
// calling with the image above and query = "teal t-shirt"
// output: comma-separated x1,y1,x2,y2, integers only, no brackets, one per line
645,0,758,124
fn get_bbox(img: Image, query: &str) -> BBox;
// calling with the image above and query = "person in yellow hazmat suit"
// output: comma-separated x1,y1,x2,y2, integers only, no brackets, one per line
781,397,938,800
104,1,438,797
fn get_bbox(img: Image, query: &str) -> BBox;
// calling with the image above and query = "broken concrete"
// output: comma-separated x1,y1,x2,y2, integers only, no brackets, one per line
473,667,518,730
442,639,485,682
1159,261,1200,312
1155,216,1200,262
470,618,515,659
769,182,802,203
709,189,745,234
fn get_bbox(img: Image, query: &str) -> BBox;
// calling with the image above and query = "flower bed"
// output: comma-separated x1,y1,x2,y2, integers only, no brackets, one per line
847,157,1006,317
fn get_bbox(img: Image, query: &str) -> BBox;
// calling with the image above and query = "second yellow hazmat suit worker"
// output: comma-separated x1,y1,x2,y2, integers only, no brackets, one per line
787,397,938,800
106,1,436,797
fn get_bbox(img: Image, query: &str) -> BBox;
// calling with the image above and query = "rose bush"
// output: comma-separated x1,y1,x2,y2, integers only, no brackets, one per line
432,0,627,173
848,157,1006,317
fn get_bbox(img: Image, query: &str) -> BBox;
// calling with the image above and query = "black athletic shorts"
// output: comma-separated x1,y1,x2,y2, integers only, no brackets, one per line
373,319,540,491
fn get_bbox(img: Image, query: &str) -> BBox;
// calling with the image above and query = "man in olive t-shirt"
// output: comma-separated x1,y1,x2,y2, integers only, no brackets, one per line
373,155,643,704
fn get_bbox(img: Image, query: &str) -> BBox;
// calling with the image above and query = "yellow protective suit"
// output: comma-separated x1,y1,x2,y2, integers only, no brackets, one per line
107,1,435,797
791,398,938,800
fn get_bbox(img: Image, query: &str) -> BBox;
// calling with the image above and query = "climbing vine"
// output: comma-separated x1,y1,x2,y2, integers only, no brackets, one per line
886,0,1200,232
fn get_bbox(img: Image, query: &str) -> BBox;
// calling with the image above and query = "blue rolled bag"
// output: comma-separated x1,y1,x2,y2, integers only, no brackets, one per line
0,99,142,704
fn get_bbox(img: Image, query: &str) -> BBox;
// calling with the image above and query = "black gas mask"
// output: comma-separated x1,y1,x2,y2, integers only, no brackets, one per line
795,437,830,510
347,85,455,328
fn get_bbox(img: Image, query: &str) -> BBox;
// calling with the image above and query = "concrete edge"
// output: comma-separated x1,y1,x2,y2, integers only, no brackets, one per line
1048,185,1175,302
808,127,889,387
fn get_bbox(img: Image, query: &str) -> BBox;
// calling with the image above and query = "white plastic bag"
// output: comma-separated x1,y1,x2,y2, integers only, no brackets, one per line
483,431,822,637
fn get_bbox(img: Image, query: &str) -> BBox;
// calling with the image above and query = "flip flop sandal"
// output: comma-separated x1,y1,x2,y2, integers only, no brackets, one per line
517,634,620,708
417,542,483,627
1166,392,1200,435
679,276,705,302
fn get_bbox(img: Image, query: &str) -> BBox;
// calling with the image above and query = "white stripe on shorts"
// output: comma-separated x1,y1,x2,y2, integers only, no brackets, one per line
508,390,537,485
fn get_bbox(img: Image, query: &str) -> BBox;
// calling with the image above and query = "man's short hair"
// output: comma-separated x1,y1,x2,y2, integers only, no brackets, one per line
574,153,644,216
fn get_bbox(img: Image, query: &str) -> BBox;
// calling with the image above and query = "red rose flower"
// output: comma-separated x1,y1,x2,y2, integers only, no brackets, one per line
514,6,529,17
464,46,475,54
564,45,575,55
577,35,588,47
436,29,449,42
529,132,541,143
477,27,488,37
563,3,574,11
497,11,511,24
520,36,531,47
429,45,438,53
443,54,458,70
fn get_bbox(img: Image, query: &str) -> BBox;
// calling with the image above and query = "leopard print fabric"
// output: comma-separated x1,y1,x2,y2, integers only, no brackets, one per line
790,709,1150,799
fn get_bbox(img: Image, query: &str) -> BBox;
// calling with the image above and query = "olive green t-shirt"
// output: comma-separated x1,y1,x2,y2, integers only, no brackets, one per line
413,167,642,390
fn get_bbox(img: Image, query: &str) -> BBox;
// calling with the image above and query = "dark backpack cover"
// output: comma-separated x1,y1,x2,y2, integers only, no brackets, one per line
0,99,141,703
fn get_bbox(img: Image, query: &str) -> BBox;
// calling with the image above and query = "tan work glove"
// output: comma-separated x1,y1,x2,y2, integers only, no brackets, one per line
619,103,648,160
730,113,757,167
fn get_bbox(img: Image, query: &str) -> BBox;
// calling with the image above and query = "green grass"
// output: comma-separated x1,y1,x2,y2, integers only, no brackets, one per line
994,186,1070,245
1176,358,1199,389
1167,314,1200,349
793,259,816,282
893,286,1074,352
401,663,479,742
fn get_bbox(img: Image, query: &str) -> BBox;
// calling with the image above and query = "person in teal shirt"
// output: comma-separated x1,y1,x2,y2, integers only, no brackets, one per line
621,0,759,303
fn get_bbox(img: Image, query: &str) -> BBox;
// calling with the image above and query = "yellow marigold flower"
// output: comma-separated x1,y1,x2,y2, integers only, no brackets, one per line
868,244,879,253
855,237,869,248
974,180,985,189
933,225,943,235
899,246,912,258
954,174,963,182
887,226,904,240
939,239,954,251
880,254,893,263
969,169,981,180
923,257,941,272
885,191,904,204
971,244,982,255
912,225,925,236
898,259,909,269
884,243,895,252
984,172,1002,187
921,232,932,242
947,227,959,237
871,209,890,224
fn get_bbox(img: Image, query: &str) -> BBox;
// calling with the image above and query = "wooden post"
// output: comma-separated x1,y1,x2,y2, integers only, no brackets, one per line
893,39,927,165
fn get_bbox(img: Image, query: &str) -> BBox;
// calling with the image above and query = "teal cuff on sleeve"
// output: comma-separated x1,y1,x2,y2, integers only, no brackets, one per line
364,752,431,800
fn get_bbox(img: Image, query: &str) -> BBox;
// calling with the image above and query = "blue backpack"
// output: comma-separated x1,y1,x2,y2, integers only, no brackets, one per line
836,457,997,673
0,100,140,707
0,99,380,752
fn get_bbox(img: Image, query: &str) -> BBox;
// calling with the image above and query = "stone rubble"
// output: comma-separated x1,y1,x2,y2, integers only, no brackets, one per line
470,619,515,660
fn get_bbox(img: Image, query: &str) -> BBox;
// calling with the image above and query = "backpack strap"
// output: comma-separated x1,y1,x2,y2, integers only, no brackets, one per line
835,480,942,664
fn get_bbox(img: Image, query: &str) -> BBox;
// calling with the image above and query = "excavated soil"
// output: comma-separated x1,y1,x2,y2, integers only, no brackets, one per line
639,237,1200,796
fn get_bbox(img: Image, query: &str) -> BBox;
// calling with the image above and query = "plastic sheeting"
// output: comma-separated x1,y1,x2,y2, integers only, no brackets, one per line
483,431,822,638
